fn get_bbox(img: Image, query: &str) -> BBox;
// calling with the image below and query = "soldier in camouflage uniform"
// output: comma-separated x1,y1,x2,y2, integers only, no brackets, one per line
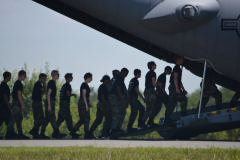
127,69,145,131
148,66,172,125
6,70,29,139
118,68,129,129
143,61,158,127
198,70,222,111
109,68,129,134
165,57,188,122
56,73,77,137
29,73,47,139
89,75,111,138
72,73,93,139
0,72,11,138
40,70,65,139
101,70,119,135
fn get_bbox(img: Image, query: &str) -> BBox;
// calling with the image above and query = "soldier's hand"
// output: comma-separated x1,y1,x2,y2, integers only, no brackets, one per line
86,106,89,112
183,90,188,95
21,105,26,110
48,106,52,112
176,88,181,94
72,94,77,98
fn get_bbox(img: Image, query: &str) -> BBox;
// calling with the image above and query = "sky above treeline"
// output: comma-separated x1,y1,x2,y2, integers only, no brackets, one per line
0,0,202,94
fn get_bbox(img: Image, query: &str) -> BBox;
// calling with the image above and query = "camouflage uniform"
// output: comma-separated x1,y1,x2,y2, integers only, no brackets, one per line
0,82,11,127
149,91,169,124
127,98,145,129
197,71,222,110
119,82,128,130
118,100,126,130
0,103,10,127
143,88,157,124
31,101,44,135
7,99,23,134
72,100,90,134
90,102,112,137
165,84,188,119
109,75,127,131
40,100,58,135
109,94,124,130
56,101,73,132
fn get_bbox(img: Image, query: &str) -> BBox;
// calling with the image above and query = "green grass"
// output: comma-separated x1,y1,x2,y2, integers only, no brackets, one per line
0,147,240,160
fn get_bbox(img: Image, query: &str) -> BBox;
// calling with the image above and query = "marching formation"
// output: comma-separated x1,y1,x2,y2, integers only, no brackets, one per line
0,56,235,139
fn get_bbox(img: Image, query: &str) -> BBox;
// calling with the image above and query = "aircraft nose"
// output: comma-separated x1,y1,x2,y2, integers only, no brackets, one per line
141,0,220,33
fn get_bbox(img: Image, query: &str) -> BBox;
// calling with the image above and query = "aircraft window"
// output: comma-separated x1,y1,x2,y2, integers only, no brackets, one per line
181,5,198,20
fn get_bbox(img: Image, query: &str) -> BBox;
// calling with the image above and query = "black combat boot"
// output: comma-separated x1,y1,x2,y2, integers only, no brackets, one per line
52,130,67,139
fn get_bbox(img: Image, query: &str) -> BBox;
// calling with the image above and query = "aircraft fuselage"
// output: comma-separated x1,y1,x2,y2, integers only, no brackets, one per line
33,0,240,91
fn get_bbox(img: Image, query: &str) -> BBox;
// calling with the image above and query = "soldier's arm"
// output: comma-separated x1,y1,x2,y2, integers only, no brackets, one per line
127,90,130,103
101,94,109,109
135,86,145,102
66,90,76,98
116,86,124,101
174,72,180,94
151,77,158,87
41,82,46,95
180,82,187,95
47,89,52,112
117,86,128,108
158,81,168,96
66,90,71,97
3,94,11,110
17,90,25,110
82,89,89,112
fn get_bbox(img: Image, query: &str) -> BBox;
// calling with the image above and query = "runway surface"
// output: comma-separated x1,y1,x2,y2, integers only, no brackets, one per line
0,140,240,149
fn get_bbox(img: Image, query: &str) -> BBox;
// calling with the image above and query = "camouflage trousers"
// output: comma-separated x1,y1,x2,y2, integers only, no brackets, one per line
30,101,44,135
143,88,157,124
7,99,23,134
0,104,10,128
149,93,170,124
41,100,58,135
73,100,90,134
57,101,73,132
109,95,126,130
90,102,112,137
198,85,222,110
127,98,145,129
165,84,188,119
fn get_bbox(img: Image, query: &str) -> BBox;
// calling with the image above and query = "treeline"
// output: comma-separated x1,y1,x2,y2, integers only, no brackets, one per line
0,63,239,140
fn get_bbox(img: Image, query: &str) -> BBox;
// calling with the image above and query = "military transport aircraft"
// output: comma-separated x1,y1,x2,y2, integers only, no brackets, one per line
32,0,240,139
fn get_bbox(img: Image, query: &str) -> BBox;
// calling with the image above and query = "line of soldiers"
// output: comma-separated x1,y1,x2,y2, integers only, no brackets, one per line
0,56,238,139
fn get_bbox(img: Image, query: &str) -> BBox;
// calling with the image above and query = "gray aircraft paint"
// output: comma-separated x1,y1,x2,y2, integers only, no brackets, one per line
33,0,240,90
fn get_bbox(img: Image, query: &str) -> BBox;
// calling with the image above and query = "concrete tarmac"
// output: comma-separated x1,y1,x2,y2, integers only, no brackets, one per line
0,140,240,149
